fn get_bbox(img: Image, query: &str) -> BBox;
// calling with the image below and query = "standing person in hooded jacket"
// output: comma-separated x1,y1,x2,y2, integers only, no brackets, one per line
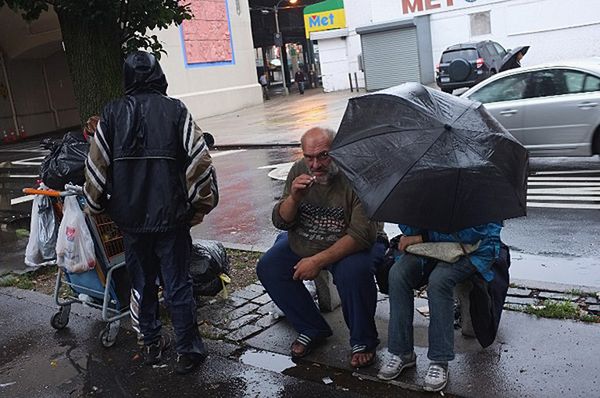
84,51,218,375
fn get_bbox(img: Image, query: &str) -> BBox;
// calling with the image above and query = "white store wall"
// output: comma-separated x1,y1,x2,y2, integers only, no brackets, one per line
430,0,600,68
156,0,262,120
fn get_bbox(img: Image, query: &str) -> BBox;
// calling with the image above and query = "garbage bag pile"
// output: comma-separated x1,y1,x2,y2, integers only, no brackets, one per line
189,240,231,297
40,132,89,190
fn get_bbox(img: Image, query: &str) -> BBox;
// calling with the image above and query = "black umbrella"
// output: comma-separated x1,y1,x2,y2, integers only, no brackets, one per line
499,45,530,72
329,83,528,233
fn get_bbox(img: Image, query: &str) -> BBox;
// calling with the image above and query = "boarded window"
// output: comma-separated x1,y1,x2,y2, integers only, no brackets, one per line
470,11,491,36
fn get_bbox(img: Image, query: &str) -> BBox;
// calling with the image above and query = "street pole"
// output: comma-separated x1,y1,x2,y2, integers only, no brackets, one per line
274,4,289,96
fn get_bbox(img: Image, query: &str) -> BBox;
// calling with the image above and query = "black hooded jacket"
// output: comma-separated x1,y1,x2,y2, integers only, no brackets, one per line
84,51,217,232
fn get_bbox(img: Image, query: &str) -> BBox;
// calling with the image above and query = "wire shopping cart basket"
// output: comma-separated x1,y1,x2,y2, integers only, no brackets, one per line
23,184,130,347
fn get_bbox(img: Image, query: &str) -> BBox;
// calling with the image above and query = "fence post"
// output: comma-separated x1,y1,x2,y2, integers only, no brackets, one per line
348,73,354,92
354,72,359,92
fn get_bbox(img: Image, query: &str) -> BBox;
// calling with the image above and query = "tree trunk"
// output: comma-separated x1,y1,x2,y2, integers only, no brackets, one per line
56,9,123,126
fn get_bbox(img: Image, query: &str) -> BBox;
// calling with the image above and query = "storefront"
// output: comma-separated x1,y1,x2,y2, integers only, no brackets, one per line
309,0,600,92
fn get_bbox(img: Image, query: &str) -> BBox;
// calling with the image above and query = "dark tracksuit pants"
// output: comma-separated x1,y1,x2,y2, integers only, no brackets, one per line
257,232,385,350
124,228,205,357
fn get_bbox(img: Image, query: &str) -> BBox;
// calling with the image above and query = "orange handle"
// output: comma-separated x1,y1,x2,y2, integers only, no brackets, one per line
22,188,62,197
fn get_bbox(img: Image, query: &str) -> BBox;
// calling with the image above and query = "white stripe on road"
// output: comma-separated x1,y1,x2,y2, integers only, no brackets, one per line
0,149,47,153
528,177,600,181
8,175,39,179
211,149,246,158
533,170,600,175
10,195,35,205
528,188,600,194
12,156,45,166
528,181,600,186
527,195,600,201
527,202,600,209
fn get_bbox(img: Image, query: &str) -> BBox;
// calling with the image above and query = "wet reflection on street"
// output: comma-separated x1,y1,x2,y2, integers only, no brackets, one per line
239,348,296,373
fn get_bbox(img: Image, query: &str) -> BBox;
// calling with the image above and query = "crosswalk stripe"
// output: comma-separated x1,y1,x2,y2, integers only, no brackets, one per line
526,169,600,210
528,181,600,186
533,170,600,175
528,188,600,194
527,195,600,201
528,177,600,181
527,202,600,209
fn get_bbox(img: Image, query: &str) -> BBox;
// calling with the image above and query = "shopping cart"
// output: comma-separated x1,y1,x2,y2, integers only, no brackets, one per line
23,184,130,347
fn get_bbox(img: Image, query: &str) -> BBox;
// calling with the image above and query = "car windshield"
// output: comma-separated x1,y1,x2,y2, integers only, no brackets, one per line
441,49,478,63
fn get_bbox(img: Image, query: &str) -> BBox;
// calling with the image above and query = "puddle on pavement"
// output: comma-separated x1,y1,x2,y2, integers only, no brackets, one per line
239,348,297,373
511,251,600,288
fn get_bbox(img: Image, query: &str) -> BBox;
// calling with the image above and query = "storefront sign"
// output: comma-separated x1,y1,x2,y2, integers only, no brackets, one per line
402,0,453,14
304,0,346,38
400,0,502,16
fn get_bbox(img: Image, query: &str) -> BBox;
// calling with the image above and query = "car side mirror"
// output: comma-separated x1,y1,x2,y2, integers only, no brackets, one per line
203,132,215,149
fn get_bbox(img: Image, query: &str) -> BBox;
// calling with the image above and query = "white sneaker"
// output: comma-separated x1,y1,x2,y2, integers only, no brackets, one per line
377,352,417,381
423,363,449,392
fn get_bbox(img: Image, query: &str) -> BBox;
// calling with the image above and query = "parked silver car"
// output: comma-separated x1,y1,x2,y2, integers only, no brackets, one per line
461,58,600,156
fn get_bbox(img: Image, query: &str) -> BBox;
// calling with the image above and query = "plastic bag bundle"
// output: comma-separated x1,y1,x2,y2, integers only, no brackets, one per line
189,240,231,297
24,195,58,267
55,196,96,273
40,132,89,190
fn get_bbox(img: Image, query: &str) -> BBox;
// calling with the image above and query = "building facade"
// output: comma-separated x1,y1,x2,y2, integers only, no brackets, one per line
310,0,600,92
0,0,262,138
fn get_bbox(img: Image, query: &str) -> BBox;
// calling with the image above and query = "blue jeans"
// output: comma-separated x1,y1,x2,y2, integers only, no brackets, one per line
387,254,477,362
124,229,206,357
257,232,385,350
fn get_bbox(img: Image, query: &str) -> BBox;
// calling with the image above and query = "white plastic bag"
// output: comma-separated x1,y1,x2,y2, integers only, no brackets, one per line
55,196,96,273
24,195,57,267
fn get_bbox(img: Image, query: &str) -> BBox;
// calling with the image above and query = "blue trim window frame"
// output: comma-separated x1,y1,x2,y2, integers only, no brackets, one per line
179,0,236,68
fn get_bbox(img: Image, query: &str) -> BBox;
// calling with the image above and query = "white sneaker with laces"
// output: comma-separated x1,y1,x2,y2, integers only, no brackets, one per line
423,363,449,392
377,352,417,381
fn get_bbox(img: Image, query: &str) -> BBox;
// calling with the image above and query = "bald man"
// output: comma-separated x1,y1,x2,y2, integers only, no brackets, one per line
257,127,386,368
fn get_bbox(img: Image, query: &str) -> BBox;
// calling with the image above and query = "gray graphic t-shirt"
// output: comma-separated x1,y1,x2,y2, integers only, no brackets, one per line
272,160,376,258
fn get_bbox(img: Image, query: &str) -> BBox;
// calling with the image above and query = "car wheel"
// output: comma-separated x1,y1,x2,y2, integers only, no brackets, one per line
490,69,497,75
448,58,471,82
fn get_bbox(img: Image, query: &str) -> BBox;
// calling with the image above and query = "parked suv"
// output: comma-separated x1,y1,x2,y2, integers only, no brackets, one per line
436,40,507,94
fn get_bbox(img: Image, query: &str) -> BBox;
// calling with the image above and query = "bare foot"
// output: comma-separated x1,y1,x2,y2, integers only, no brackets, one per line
350,351,375,368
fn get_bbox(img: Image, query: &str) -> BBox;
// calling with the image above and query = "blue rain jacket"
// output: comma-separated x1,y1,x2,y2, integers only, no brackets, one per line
399,222,502,281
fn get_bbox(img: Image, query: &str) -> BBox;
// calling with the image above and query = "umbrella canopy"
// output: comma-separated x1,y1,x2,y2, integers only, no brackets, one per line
499,45,530,72
329,82,528,233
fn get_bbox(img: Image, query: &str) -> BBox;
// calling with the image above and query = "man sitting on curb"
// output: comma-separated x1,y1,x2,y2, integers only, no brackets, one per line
257,127,386,368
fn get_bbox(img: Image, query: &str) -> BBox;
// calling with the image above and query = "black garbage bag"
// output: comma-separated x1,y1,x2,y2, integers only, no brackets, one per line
190,240,230,297
40,131,89,190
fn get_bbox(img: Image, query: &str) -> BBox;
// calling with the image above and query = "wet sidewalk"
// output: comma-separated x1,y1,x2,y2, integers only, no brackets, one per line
196,276,600,397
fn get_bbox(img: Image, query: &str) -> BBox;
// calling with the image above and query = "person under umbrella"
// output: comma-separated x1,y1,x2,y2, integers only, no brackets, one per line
329,82,528,392
499,45,530,72
377,222,501,392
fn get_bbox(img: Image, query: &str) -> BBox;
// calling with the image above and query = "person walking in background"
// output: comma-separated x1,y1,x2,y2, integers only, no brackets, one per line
294,68,306,95
257,127,386,369
259,72,270,100
84,51,218,375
